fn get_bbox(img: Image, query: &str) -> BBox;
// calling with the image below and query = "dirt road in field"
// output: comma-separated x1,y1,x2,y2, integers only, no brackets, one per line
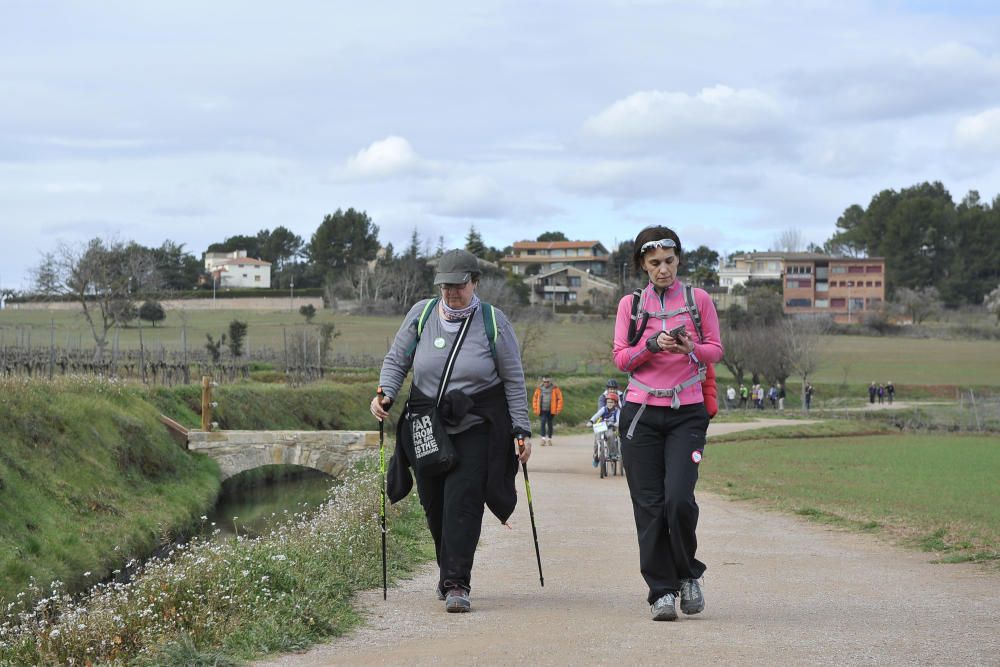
259,419,1000,666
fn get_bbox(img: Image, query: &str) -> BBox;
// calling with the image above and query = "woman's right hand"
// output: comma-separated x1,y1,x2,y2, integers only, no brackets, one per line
370,394,392,421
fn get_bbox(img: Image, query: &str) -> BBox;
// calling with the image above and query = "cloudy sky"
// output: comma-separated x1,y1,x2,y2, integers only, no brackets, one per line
2,0,1000,290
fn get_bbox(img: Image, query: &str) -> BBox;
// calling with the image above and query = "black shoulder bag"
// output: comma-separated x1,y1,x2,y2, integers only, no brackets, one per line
406,313,474,476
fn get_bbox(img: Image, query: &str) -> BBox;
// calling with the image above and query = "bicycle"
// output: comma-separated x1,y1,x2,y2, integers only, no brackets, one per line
592,419,623,479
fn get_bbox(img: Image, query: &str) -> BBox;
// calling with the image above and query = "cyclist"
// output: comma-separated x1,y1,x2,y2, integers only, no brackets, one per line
590,391,621,467
598,378,623,410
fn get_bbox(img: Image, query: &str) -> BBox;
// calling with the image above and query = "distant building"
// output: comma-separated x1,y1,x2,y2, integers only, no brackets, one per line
783,256,886,323
499,241,610,277
719,251,789,290
524,265,618,307
204,250,271,289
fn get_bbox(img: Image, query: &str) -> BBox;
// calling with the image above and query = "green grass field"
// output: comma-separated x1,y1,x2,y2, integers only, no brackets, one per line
5,306,1000,385
701,433,1000,564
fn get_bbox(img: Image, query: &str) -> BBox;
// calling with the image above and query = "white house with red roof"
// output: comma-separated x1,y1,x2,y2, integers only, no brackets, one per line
204,250,271,289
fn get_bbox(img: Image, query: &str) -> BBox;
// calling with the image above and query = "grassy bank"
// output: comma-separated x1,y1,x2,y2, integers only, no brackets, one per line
0,458,432,666
148,377,381,432
702,433,1000,564
0,377,221,608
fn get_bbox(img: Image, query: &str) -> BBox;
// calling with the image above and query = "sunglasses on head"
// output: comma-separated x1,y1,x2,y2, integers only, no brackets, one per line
640,238,677,252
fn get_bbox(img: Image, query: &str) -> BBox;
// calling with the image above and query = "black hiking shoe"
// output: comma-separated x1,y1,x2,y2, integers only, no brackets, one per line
445,587,471,613
680,578,704,615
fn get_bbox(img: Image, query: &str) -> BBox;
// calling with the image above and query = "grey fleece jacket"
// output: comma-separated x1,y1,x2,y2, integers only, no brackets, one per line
378,299,531,437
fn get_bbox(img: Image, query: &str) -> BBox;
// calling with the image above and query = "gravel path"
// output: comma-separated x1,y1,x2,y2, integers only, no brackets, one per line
258,420,1000,666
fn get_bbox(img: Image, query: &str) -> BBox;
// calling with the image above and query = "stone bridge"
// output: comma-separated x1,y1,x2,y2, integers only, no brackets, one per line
185,429,381,481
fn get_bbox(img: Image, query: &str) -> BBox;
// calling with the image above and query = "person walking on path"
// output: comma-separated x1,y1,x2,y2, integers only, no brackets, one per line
726,385,736,410
886,381,895,405
869,381,877,404
612,225,724,622
739,383,748,409
370,248,532,614
805,383,815,410
532,375,563,446
777,383,786,411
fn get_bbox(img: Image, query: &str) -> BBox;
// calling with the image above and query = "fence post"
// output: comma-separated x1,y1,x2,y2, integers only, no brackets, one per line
201,375,213,431
48,319,55,380
970,389,982,432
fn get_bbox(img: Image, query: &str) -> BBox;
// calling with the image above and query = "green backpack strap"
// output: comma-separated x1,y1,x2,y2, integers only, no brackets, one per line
405,297,440,357
406,298,499,362
481,302,498,361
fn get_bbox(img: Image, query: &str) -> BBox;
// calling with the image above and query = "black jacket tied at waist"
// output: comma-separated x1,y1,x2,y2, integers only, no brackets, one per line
387,382,519,523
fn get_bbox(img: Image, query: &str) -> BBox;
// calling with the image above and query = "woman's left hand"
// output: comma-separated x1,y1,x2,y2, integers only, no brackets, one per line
516,438,532,463
659,331,694,355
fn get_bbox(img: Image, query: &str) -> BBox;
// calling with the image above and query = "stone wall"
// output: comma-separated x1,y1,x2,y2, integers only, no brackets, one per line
187,429,381,480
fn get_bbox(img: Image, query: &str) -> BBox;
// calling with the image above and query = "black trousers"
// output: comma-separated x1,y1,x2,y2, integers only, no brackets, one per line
414,422,490,595
621,401,709,604
539,411,554,438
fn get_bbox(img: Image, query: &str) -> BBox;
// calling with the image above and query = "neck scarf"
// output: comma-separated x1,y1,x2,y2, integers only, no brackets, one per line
441,293,480,321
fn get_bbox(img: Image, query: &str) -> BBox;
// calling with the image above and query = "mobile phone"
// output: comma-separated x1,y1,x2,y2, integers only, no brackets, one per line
667,324,687,340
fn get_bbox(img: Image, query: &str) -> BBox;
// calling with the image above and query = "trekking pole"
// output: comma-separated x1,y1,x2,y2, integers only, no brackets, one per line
378,387,388,600
518,437,544,587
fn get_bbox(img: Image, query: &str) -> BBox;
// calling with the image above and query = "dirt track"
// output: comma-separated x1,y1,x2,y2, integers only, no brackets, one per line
259,421,1000,666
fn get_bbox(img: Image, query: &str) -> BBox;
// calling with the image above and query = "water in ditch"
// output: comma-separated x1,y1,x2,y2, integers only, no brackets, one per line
204,466,335,538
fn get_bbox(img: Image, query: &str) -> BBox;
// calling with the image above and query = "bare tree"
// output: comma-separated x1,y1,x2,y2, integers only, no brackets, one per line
755,324,795,389
771,228,804,253
893,286,942,325
33,238,160,360
476,276,522,314
511,307,552,373
720,325,755,388
783,318,828,411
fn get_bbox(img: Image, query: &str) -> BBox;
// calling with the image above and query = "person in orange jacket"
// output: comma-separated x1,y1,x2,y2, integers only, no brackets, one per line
531,375,564,445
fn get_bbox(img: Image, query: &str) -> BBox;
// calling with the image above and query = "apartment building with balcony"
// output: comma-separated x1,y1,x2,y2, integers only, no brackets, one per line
524,265,618,307
718,251,787,290
499,240,610,277
783,256,886,323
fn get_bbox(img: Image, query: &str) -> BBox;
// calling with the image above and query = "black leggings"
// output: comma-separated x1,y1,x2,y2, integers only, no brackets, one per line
621,401,709,604
414,422,490,594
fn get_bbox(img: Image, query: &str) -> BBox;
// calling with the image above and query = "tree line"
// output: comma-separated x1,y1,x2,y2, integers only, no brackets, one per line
821,181,1000,306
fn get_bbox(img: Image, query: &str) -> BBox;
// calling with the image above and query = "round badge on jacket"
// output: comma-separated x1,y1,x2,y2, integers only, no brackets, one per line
433,337,446,349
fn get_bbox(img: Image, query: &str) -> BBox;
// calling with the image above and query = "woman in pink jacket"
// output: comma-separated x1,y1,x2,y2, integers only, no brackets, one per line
613,225,724,622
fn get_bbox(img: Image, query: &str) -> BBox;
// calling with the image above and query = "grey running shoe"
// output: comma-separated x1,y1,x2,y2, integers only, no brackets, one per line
445,587,471,613
680,578,705,615
650,593,677,621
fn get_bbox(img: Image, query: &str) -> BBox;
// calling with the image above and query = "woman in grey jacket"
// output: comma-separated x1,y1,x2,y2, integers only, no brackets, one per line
370,248,533,613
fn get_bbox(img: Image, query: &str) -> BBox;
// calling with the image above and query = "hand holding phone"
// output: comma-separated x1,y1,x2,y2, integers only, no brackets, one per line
667,324,688,341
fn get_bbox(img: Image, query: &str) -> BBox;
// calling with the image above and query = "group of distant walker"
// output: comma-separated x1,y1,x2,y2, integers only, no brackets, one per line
869,381,895,405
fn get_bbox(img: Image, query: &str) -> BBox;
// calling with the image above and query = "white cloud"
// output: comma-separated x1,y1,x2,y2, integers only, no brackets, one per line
344,136,422,179
786,42,1000,122
559,159,683,200
432,175,508,218
584,85,787,151
954,108,1000,153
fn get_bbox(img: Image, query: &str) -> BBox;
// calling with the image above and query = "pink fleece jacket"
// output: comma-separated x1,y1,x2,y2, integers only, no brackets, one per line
613,281,724,407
